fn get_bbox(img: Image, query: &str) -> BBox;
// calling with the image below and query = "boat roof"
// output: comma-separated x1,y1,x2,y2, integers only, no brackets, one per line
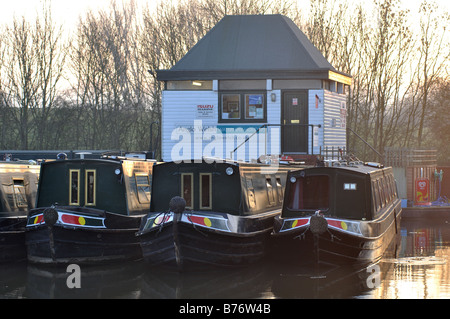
294,163,390,176
41,157,156,165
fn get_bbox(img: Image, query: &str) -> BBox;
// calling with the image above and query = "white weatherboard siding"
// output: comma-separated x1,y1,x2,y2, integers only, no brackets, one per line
161,88,347,162
266,89,281,156
162,90,282,162
323,90,347,151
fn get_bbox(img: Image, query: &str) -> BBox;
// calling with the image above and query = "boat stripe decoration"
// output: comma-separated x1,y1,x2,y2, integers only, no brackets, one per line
26,211,105,228
280,217,309,232
326,218,362,235
27,213,44,226
143,213,174,230
280,216,362,235
60,213,105,228
182,214,230,232
292,218,309,228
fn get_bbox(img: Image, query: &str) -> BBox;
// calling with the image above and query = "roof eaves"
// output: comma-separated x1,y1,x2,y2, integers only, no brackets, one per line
156,69,334,81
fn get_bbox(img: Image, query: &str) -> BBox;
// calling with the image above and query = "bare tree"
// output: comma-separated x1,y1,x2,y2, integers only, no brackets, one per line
415,1,449,147
32,1,67,149
2,17,40,149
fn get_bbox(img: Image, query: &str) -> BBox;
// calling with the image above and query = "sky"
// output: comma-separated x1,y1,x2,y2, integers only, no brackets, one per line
0,0,448,32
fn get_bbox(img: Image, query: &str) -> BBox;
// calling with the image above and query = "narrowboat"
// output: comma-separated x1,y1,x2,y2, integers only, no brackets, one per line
136,159,299,271
26,157,156,264
0,162,40,262
272,162,402,265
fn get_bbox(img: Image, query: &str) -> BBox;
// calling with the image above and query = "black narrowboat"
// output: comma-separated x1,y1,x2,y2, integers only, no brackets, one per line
0,162,40,262
26,157,156,264
136,159,297,271
272,162,402,265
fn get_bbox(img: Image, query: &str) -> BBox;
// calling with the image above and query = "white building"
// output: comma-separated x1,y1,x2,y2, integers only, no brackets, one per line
157,15,352,163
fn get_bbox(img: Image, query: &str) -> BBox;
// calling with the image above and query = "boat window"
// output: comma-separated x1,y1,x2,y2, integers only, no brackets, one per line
386,176,393,203
69,169,80,205
372,180,380,211
376,179,385,208
286,175,329,211
390,175,398,198
343,183,357,190
380,177,386,205
246,178,256,209
12,179,27,208
276,177,283,203
181,173,194,209
85,169,96,206
135,173,151,204
266,176,276,206
199,173,212,210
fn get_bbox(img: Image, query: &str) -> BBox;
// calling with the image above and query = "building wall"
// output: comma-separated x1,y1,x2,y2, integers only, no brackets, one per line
161,86,347,162
323,90,347,154
161,89,281,162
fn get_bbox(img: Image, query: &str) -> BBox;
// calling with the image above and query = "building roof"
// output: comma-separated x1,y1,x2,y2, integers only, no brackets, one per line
157,14,351,84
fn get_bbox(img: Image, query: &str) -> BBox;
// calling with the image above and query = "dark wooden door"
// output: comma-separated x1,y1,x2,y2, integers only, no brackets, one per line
282,91,308,153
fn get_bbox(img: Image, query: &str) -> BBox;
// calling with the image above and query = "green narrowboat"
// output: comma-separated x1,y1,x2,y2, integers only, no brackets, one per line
272,162,402,265
136,159,302,271
0,162,40,262
26,157,156,264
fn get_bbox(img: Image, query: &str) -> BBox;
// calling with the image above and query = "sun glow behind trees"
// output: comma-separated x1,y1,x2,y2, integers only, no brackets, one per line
0,0,448,163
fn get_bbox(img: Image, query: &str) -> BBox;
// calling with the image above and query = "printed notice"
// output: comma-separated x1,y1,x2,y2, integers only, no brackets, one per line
196,104,214,119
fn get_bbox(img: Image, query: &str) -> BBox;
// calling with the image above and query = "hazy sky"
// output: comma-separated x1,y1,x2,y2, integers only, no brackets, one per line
0,0,448,32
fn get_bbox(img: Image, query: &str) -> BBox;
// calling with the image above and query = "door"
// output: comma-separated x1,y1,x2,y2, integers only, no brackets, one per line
282,91,309,153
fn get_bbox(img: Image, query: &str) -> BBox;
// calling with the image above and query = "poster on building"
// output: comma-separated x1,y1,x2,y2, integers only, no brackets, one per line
195,104,215,119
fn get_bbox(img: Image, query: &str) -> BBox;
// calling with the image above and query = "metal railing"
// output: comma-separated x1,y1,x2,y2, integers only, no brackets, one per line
229,123,322,159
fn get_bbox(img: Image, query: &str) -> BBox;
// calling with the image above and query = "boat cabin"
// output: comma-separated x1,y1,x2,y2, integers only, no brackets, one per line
156,15,351,163
283,164,399,221
36,158,156,216
150,159,291,216
0,163,40,214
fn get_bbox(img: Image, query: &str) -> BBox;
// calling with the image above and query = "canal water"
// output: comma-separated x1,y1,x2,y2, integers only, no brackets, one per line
1,212,449,300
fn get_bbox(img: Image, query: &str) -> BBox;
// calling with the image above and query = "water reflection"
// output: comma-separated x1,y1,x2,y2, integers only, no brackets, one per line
25,262,144,299
371,218,450,299
141,266,270,299
1,214,449,299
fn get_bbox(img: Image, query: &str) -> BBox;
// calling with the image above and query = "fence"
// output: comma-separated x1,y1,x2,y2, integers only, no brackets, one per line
384,147,437,167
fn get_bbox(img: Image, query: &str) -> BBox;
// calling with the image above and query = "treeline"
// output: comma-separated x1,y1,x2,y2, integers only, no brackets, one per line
0,0,448,163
